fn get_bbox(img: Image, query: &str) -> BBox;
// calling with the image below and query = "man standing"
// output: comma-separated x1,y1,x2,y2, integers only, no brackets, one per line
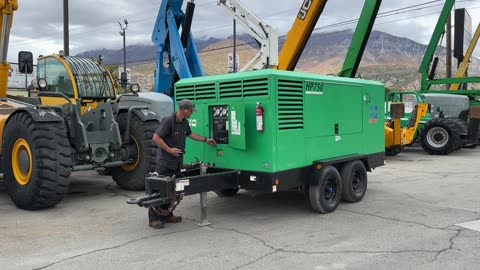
149,99,216,229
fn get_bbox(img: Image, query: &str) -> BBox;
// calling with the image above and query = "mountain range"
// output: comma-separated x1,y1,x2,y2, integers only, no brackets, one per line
77,30,480,91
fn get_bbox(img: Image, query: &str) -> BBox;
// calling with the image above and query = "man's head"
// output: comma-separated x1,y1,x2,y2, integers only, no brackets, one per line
178,99,197,118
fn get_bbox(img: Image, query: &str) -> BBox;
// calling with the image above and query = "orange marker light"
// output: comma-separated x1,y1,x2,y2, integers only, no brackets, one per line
316,164,322,170
274,179,279,185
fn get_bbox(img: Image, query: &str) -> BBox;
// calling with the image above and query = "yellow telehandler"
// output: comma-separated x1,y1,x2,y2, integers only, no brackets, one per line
384,99,429,156
0,1,171,209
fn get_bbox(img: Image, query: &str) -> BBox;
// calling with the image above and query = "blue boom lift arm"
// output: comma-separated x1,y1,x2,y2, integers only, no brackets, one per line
152,0,204,96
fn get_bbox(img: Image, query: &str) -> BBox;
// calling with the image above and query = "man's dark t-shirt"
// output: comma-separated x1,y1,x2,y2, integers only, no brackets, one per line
155,112,192,170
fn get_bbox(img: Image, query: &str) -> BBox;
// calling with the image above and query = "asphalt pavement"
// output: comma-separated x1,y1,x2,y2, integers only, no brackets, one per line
1,145,480,270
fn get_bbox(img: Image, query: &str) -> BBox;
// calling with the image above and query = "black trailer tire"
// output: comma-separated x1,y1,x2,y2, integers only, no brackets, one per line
385,145,405,156
419,118,461,155
110,114,158,191
309,165,342,214
340,160,368,203
1,112,72,210
215,188,239,197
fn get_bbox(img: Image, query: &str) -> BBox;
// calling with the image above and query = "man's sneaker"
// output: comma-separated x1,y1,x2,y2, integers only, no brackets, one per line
163,215,182,223
149,220,165,229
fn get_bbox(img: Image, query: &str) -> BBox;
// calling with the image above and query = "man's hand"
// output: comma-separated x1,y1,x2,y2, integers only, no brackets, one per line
206,138,217,147
168,147,183,157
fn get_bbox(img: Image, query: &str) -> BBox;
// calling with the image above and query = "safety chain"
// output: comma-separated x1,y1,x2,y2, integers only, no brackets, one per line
152,175,184,216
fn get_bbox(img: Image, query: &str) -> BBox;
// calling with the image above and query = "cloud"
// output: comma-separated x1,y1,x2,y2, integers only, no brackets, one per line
6,0,480,63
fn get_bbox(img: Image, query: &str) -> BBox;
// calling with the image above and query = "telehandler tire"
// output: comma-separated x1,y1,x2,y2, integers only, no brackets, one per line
445,117,468,149
340,160,367,203
309,165,342,214
110,114,157,191
1,112,72,210
419,118,460,155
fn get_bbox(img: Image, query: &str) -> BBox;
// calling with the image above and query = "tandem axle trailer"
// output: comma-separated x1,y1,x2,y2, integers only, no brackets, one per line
127,152,384,224
128,69,385,223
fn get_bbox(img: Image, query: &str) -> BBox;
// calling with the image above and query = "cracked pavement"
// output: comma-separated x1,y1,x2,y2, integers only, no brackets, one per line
1,145,480,270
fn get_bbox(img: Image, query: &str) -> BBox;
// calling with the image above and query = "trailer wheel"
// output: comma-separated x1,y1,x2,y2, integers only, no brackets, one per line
309,165,342,213
1,112,72,209
110,114,158,190
419,118,460,155
340,160,367,203
215,188,239,197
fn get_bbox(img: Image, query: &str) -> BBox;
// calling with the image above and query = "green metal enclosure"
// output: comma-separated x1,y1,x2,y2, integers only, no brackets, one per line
175,69,384,174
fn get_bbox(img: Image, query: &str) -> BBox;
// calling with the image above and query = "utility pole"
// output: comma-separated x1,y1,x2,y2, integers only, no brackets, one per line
446,14,452,84
233,8,237,73
118,19,128,89
63,0,69,56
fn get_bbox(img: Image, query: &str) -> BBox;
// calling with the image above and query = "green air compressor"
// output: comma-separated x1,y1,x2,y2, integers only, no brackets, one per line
130,69,385,214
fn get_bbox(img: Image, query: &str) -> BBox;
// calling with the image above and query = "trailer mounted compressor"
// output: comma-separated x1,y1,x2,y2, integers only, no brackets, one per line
129,69,385,215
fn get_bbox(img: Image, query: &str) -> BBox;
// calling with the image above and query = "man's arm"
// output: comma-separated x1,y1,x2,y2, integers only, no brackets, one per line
189,132,217,147
153,133,182,157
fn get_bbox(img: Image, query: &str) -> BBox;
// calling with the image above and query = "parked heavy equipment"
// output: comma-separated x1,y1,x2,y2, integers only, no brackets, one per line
386,91,476,155
0,0,17,96
0,2,171,210
152,0,279,96
384,92,430,156
414,0,480,153
132,69,385,214
152,0,204,96
129,0,385,216
272,0,328,71
381,1,480,156
217,0,278,71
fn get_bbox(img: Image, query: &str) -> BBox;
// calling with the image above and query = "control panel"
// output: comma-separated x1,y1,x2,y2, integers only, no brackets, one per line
211,105,229,144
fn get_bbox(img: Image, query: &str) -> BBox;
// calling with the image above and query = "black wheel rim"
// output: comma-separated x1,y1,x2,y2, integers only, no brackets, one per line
323,177,337,202
352,171,362,194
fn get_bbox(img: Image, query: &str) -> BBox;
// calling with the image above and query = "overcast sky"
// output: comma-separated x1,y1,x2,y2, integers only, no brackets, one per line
6,0,480,63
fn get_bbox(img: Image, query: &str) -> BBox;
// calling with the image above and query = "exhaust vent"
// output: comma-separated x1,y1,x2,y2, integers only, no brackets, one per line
176,82,216,101
219,78,269,99
277,79,304,130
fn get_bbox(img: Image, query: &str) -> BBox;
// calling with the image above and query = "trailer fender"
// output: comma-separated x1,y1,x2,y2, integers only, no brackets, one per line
309,152,384,184
309,163,341,186
309,163,324,186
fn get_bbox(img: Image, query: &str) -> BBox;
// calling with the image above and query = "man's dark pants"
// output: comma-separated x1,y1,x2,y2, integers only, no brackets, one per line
148,164,179,223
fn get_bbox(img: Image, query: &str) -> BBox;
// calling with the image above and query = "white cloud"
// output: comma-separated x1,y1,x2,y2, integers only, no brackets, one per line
5,0,480,63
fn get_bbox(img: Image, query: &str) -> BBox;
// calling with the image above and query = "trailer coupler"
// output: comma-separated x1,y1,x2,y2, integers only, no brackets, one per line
127,165,240,226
